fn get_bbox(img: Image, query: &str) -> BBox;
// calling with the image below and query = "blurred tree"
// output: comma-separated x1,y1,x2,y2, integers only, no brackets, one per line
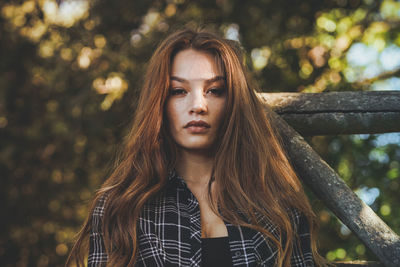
0,0,399,266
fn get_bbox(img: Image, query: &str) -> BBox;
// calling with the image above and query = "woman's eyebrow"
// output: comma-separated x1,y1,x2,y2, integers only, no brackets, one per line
204,76,226,85
170,76,188,83
170,76,226,84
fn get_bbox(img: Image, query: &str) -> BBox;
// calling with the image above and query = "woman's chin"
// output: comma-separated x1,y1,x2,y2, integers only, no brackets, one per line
177,143,215,154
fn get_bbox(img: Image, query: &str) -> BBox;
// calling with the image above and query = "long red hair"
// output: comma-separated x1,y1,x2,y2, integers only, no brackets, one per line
67,28,325,267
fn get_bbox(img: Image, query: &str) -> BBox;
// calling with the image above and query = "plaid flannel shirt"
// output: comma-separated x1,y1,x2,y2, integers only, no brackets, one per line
88,171,314,266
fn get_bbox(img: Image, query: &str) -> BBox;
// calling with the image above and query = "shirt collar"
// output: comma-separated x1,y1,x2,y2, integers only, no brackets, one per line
167,169,188,189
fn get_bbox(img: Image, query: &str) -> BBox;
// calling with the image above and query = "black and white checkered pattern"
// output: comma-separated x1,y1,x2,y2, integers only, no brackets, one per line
88,171,314,266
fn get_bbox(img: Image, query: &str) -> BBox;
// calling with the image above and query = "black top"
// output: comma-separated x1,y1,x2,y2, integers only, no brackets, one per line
201,236,233,267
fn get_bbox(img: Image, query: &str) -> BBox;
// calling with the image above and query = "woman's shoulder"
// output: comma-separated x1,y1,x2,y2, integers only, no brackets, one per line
253,207,311,242
255,207,308,229
289,207,303,224
91,193,109,233
93,193,108,216
286,207,312,237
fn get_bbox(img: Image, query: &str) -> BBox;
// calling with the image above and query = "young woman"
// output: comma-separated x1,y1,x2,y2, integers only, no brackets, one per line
67,28,325,267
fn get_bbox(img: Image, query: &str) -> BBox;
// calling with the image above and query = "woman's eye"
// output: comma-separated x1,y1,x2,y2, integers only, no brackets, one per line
207,88,225,96
169,88,186,95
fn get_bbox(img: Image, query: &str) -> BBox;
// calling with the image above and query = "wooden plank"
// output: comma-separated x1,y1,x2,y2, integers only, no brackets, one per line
268,111,400,267
259,91,400,113
280,112,400,135
258,92,400,135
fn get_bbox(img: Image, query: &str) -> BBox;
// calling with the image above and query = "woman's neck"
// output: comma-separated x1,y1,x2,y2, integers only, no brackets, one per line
175,149,214,187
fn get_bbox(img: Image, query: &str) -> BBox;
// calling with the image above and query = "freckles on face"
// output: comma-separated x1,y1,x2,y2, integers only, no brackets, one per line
165,49,227,153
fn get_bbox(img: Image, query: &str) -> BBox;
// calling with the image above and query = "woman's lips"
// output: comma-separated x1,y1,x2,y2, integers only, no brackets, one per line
185,126,209,133
184,120,210,133
184,120,210,128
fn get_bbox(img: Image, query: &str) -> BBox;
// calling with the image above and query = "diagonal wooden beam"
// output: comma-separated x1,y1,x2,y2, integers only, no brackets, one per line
267,110,400,267
259,91,400,135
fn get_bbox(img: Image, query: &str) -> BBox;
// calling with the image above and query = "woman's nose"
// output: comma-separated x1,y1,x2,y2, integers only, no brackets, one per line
190,91,207,114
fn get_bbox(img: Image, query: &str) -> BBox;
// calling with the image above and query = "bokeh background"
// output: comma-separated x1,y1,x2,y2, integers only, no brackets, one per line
1,0,400,266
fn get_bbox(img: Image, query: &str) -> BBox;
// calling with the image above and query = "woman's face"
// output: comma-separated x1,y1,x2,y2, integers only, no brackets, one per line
166,49,227,154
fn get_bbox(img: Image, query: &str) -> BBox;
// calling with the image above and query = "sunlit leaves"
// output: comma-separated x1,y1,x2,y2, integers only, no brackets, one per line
92,73,129,110
380,203,391,216
297,1,400,91
317,16,337,33
41,0,89,28
94,34,106,48
380,0,400,21
387,165,399,180
251,46,271,71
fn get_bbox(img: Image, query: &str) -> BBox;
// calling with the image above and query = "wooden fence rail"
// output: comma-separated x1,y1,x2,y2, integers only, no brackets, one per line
259,91,400,135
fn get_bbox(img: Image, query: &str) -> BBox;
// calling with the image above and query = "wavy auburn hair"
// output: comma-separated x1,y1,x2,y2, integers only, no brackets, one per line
67,28,325,267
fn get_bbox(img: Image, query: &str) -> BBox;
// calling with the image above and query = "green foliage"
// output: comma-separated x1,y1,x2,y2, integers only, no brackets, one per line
308,134,400,261
0,0,399,266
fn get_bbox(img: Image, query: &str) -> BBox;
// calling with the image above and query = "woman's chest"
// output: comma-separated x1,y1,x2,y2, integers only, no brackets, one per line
136,193,277,267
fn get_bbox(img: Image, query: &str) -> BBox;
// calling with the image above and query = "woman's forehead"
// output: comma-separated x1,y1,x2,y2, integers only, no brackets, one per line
170,49,224,81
